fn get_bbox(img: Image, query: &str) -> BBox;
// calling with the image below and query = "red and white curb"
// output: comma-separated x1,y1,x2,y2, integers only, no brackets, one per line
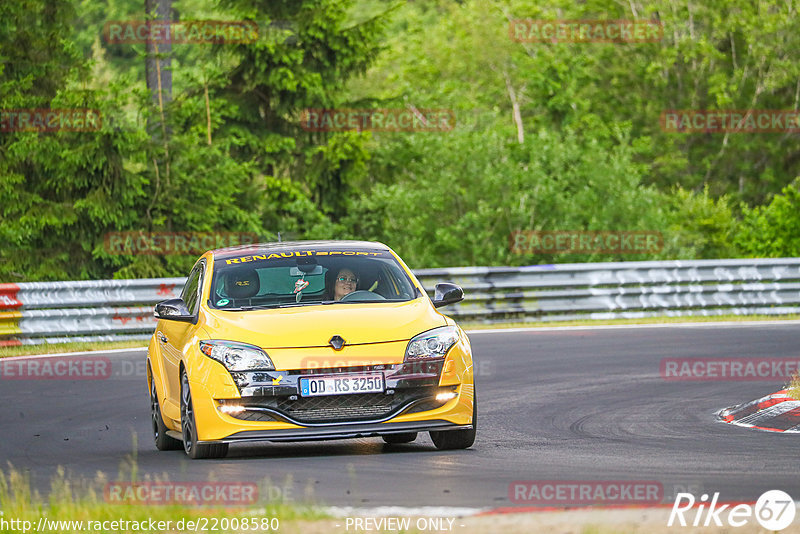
718,389,800,433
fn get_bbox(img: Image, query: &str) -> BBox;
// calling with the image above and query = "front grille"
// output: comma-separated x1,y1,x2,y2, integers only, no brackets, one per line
278,392,394,422
231,411,278,422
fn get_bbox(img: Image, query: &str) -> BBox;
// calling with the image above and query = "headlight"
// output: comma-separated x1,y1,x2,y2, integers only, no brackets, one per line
405,326,460,360
199,340,275,371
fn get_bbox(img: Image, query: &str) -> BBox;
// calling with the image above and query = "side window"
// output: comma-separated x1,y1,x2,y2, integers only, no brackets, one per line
181,262,204,315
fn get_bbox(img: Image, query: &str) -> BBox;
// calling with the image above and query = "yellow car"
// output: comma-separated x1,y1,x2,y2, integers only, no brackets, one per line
147,240,476,459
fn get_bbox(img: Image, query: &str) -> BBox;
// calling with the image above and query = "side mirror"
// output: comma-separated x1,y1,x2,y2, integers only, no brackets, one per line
154,298,194,322
432,283,464,308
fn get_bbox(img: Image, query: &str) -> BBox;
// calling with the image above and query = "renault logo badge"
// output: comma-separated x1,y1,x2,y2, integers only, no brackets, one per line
329,335,345,350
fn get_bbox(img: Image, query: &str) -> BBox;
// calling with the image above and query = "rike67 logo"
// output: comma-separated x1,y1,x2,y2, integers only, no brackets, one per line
668,490,796,530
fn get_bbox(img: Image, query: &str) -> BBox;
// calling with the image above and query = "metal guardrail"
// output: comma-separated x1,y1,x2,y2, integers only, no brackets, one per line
414,258,800,323
2,258,799,345
0,279,184,346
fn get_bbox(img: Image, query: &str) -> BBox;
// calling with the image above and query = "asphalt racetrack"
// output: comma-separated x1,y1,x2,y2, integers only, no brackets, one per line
3,323,799,509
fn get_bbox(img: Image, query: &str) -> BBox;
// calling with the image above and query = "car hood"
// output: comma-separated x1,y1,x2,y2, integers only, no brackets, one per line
200,298,447,349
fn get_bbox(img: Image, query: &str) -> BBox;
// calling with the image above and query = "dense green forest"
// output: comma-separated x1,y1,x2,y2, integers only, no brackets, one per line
1,0,799,281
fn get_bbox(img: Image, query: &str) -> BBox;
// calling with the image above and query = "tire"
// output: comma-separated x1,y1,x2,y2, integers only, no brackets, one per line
149,370,182,451
180,370,229,459
382,432,418,444
430,394,476,450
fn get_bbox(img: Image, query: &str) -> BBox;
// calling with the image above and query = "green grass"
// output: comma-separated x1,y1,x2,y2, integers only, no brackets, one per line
0,465,329,533
788,374,800,401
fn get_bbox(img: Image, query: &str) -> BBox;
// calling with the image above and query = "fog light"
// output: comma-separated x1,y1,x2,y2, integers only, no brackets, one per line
436,391,457,402
219,404,245,415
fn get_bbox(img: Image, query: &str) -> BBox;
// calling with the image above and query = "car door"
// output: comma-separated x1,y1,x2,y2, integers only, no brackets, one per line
159,260,205,414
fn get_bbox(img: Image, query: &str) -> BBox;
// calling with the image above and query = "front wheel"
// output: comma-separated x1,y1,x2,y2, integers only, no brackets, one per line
180,370,228,459
430,395,476,450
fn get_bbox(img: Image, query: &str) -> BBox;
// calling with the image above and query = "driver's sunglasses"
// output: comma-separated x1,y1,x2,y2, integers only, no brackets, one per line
337,276,358,284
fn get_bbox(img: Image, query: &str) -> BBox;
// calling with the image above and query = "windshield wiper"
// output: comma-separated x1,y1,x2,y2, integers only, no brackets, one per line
234,302,326,310
217,304,286,311
276,302,323,308
322,298,410,304
219,299,410,311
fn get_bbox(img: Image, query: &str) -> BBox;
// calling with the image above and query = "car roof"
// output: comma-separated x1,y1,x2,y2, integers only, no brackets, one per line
211,240,391,260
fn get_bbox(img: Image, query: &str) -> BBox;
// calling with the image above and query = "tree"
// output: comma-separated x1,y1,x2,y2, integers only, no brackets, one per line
736,181,800,257
0,0,148,280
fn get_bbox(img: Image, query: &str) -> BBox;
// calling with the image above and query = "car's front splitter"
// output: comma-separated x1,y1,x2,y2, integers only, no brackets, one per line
198,420,472,444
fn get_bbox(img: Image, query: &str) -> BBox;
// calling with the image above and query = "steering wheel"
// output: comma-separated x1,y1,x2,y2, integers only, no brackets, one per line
340,290,386,302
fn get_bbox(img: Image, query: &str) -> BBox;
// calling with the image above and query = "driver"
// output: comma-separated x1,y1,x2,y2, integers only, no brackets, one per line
333,267,358,301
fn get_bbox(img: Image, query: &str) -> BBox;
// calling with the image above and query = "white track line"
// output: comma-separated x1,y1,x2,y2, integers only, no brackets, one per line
1,346,147,362
466,320,800,335
325,506,486,517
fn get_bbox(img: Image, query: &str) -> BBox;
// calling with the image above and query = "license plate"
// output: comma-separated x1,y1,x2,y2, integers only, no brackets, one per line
299,374,384,397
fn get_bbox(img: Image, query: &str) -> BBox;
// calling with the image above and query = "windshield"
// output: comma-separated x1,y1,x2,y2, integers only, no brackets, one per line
208,248,418,310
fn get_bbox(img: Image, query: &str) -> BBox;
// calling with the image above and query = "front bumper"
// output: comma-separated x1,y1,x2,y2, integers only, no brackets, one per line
188,363,474,442
186,333,475,442
220,360,453,425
